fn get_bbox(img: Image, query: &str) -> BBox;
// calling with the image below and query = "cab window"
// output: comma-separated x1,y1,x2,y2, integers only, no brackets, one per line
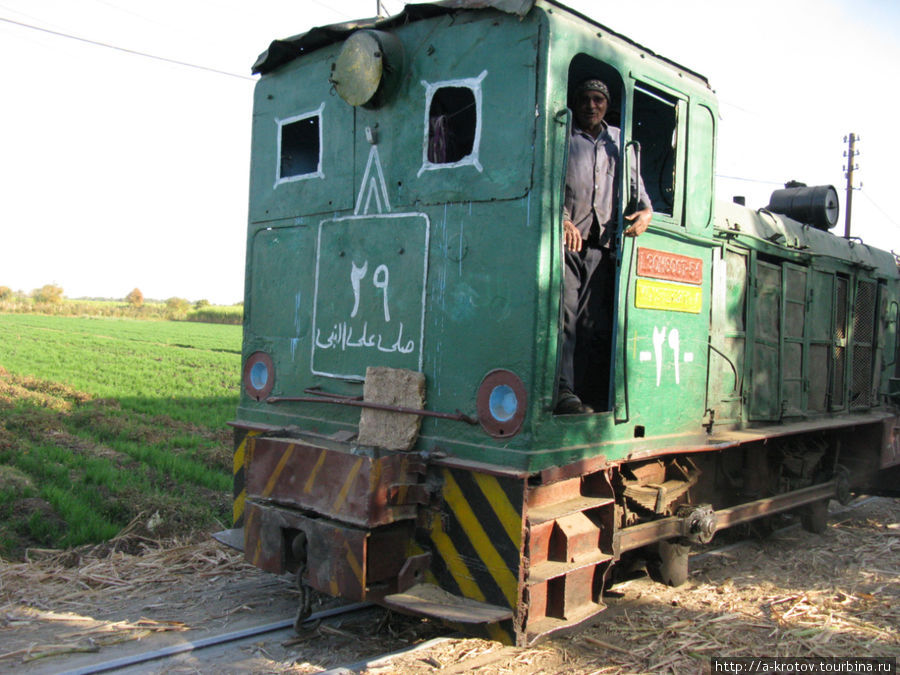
632,84,678,216
419,71,486,175
427,87,477,164
276,106,323,184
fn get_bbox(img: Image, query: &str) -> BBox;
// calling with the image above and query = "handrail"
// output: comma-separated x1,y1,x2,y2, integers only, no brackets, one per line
266,391,478,425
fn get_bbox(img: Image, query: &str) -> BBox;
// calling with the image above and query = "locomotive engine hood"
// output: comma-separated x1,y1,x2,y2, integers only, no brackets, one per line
713,198,898,279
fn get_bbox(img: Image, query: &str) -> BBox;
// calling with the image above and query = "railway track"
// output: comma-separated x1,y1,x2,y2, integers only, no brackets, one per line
53,600,453,675
56,602,372,675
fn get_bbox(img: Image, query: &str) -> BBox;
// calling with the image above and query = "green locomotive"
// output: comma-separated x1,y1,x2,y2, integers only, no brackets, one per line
222,0,900,644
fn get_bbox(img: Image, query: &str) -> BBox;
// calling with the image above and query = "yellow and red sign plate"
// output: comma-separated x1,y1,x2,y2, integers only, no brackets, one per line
635,247,703,313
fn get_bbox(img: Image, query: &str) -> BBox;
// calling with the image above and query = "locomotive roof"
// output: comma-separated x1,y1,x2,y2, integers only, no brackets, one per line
251,0,711,88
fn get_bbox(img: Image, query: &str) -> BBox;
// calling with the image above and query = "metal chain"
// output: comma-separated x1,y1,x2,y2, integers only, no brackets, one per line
292,532,312,632
293,561,312,632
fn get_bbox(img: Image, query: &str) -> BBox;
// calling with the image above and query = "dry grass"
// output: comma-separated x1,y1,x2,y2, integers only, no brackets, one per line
0,518,258,667
0,500,897,674
0,517,250,610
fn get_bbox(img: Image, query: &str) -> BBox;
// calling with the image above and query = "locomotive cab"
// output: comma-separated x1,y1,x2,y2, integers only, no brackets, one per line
236,1,721,466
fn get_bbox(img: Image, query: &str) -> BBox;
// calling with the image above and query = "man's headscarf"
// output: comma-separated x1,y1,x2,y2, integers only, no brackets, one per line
576,78,610,101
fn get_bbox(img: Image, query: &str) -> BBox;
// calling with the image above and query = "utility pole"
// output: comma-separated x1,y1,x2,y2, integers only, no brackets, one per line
843,133,860,239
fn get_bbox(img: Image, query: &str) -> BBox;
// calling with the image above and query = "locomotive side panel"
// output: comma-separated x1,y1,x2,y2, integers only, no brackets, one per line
614,237,714,437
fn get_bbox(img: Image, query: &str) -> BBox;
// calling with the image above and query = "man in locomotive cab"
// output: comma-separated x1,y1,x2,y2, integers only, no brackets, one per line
556,78,653,415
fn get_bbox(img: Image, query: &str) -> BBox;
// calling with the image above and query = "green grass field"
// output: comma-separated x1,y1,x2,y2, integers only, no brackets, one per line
0,314,242,558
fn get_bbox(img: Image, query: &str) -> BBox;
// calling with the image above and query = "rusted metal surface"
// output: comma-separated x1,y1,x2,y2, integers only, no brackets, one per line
266,394,477,425
705,412,896,446
614,480,838,554
538,454,608,485
624,412,895,463
432,455,531,480
243,500,414,600
245,436,425,527
522,466,614,643
621,457,700,515
636,247,704,285
383,583,514,624
713,481,837,529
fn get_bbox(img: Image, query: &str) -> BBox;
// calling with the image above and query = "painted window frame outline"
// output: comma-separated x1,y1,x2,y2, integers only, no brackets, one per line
274,102,325,187
418,70,487,177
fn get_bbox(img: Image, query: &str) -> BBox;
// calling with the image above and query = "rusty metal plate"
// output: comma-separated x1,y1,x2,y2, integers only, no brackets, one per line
243,500,413,600
383,583,513,624
245,436,422,527
636,247,703,285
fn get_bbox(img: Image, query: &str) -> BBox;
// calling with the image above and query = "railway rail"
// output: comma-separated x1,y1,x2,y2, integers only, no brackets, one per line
56,603,372,675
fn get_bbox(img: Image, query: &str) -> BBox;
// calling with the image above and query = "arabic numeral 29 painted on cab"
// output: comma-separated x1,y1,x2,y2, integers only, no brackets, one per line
350,260,391,322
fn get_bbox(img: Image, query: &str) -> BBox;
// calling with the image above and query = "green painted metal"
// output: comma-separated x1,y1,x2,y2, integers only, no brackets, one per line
236,1,900,474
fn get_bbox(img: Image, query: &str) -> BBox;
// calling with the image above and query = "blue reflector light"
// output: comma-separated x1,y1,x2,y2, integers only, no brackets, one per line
477,369,526,438
489,384,517,422
250,361,269,389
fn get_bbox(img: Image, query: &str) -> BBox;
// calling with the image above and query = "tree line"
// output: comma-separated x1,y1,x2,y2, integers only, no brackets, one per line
0,285,241,325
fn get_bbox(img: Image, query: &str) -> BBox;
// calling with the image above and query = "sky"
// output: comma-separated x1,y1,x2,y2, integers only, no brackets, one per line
1,0,898,304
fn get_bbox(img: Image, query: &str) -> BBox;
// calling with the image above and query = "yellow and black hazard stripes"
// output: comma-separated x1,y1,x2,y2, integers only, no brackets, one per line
332,457,364,512
232,427,262,528
428,467,524,631
261,443,295,497
303,446,328,494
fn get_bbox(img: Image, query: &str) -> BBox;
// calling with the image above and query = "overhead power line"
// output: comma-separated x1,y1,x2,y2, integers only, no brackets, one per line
0,15,254,81
859,190,900,232
715,174,784,187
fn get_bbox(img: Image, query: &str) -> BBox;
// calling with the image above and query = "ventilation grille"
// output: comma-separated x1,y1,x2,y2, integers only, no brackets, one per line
850,281,876,409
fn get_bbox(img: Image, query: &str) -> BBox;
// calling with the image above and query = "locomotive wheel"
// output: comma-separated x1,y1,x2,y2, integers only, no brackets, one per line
653,539,691,587
799,499,829,534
